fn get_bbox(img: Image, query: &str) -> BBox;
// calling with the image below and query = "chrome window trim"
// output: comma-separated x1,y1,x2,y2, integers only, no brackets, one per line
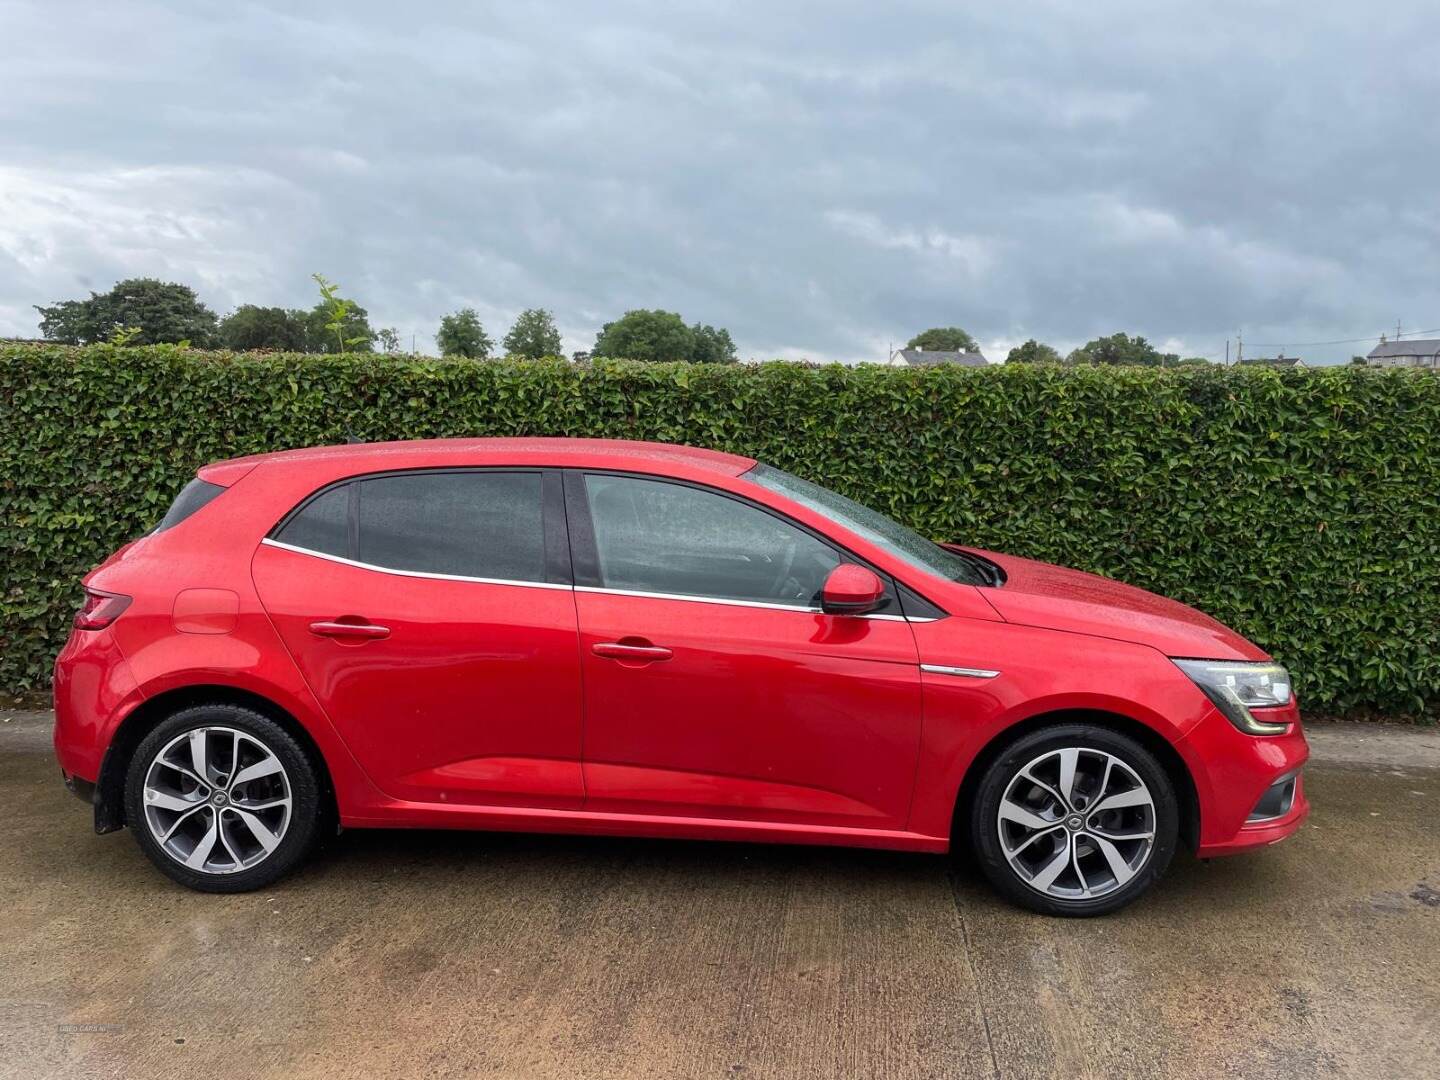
261,539,937,620
920,663,1001,679
575,585,932,621
575,584,814,613
259,538,570,591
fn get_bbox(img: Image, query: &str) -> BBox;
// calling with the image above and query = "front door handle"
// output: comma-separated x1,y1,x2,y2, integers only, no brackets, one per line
309,620,391,640
592,641,673,662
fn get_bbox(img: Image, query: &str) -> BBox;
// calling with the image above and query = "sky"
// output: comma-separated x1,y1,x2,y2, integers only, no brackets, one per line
2,1,1438,365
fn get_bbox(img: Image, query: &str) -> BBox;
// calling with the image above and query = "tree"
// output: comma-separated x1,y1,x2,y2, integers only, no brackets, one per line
436,308,492,358
376,328,403,354
1067,332,1171,366
302,301,375,353
36,278,218,346
306,274,375,353
689,323,738,364
218,305,308,351
1005,339,1062,364
592,309,738,363
592,309,694,362
906,326,978,353
502,308,563,359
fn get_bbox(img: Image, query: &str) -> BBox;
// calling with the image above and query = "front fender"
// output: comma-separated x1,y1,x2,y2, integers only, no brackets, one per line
906,618,1211,839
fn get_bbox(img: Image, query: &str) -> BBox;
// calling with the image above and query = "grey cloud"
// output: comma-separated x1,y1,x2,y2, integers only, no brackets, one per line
2,0,1438,362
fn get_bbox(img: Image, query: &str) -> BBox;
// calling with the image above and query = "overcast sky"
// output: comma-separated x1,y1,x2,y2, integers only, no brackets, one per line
2,1,1438,363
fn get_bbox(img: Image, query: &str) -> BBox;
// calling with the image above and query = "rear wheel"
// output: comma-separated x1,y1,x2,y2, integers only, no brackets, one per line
124,704,322,892
970,724,1178,916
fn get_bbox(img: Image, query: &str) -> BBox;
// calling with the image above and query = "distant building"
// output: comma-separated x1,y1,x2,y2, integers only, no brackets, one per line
887,346,990,367
1366,338,1440,370
1238,353,1305,368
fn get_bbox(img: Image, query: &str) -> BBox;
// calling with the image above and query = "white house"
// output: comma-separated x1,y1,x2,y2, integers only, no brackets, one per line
886,346,991,367
1366,338,1440,369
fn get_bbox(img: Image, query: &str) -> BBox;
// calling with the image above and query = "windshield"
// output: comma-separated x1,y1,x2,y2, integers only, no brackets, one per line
746,464,990,587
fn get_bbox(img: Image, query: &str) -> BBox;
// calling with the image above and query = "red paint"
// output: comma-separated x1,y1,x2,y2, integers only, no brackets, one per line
53,437,1308,864
819,563,886,614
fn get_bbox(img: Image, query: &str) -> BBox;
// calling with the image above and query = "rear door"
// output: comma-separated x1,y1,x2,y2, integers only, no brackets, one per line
252,468,585,808
568,471,923,830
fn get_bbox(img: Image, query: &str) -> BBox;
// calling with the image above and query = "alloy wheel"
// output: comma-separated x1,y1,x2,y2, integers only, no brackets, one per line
141,726,292,875
996,746,1156,901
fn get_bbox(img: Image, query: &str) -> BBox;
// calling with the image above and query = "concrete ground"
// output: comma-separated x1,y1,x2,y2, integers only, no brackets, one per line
1,712,1436,1080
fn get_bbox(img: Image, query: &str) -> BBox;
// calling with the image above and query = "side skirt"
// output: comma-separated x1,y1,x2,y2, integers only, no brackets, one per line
340,801,951,854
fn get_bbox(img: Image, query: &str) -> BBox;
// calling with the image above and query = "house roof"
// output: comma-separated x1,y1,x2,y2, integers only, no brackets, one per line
1239,356,1303,366
1368,339,1440,359
894,348,990,367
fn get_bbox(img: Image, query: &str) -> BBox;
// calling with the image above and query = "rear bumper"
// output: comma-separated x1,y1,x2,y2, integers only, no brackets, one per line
53,626,140,783
62,770,98,806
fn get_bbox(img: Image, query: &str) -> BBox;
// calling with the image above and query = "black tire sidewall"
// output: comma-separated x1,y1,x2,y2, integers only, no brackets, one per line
124,703,321,893
970,724,1179,917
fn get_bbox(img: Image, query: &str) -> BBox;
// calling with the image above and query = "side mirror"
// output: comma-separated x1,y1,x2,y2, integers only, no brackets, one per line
820,563,885,616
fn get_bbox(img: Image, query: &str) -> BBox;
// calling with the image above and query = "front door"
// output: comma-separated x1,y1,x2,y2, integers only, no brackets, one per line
570,472,923,830
253,468,584,809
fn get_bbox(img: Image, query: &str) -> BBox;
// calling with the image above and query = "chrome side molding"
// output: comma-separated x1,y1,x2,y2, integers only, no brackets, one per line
920,664,1001,679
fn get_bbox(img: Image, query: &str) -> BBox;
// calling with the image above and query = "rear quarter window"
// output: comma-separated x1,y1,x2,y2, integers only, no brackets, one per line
153,478,225,533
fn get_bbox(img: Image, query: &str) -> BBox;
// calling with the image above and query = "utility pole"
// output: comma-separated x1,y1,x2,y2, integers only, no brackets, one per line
1396,318,1403,341
1236,332,1243,365
1225,338,1229,365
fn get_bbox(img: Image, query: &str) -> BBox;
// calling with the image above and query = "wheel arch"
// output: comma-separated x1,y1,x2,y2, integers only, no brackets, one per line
95,684,338,835
950,708,1200,855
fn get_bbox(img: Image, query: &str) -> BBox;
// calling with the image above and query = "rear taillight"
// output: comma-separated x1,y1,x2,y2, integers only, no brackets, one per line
74,588,131,630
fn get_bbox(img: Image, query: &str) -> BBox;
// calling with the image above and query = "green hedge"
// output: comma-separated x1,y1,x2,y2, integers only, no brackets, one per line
3,344,1438,716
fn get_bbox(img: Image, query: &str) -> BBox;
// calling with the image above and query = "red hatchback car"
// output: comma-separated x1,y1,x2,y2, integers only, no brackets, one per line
54,438,1308,915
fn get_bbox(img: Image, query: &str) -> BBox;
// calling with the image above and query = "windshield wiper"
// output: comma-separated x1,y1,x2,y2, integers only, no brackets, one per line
946,546,1002,587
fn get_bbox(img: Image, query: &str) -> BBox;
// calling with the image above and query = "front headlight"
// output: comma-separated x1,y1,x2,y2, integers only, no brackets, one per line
1172,659,1293,735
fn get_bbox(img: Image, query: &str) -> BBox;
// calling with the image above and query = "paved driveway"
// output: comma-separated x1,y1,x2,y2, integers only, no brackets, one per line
2,712,1437,1079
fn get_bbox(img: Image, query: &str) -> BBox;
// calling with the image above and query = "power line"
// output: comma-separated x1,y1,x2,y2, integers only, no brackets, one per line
1242,326,1440,349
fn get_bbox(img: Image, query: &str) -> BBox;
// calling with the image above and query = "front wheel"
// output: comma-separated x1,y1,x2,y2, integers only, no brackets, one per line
124,704,322,892
970,724,1179,916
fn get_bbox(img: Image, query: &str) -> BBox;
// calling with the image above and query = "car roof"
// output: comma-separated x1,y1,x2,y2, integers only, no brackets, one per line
198,437,756,485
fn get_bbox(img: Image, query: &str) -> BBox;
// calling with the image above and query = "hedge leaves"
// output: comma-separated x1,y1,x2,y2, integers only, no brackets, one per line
2,344,1437,716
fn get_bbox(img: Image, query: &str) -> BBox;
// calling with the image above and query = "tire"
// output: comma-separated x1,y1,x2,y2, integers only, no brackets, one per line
124,703,322,893
969,724,1178,917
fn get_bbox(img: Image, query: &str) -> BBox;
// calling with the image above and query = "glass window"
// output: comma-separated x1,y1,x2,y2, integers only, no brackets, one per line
356,471,545,582
584,474,840,606
747,464,990,586
274,485,350,557
153,478,225,534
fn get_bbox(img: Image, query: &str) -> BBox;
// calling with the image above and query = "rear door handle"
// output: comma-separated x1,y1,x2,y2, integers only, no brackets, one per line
309,620,391,639
592,642,673,662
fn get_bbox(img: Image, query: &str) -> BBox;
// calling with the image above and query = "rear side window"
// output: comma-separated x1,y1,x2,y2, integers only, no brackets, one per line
274,486,349,557
153,478,225,533
273,470,546,583
357,472,544,581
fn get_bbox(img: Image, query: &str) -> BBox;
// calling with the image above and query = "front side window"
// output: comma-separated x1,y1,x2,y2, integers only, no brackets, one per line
583,473,840,606
274,471,545,583
746,463,989,587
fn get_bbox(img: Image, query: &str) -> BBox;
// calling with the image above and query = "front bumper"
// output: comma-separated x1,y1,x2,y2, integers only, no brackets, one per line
1180,701,1311,858
1198,772,1310,856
